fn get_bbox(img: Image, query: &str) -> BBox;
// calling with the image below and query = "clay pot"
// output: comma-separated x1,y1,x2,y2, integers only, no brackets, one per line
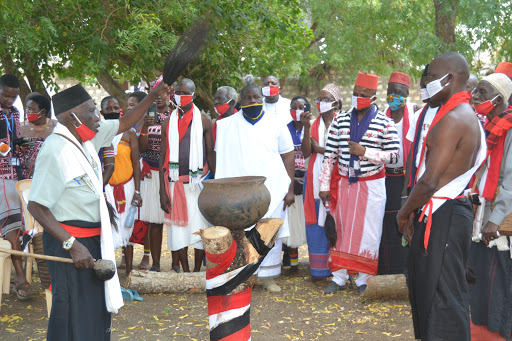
198,176,270,230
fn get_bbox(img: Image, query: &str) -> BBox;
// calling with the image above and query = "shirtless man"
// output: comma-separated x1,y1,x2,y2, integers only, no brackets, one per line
397,52,486,341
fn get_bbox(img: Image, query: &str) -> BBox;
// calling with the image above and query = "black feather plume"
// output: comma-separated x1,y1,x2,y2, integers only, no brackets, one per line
105,200,118,232
163,17,211,85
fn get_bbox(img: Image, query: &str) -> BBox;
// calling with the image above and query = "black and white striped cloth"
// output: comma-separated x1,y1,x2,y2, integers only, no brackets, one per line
323,106,400,177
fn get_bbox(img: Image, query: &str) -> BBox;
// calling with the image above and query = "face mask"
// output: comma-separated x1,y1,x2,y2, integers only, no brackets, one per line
352,95,374,110
27,110,42,123
317,101,335,113
420,88,430,101
102,112,120,120
290,109,304,121
262,86,280,97
426,73,450,98
214,102,231,116
386,94,406,111
174,93,194,107
474,95,500,116
241,103,264,124
72,113,97,142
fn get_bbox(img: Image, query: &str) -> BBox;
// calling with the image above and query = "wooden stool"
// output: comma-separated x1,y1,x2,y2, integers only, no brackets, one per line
0,239,12,308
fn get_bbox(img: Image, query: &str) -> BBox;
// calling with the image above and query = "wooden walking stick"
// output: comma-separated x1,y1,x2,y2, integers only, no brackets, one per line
0,248,116,281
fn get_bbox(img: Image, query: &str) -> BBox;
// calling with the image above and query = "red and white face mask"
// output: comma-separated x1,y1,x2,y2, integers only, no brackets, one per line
214,102,230,116
27,110,42,122
352,95,375,110
474,95,499,116
290,109,304,121
262,86,280,97
317,101,335,114
72,113,97,142
174,93,194,107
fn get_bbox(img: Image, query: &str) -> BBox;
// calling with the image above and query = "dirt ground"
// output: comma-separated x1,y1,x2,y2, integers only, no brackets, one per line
0,242,415,341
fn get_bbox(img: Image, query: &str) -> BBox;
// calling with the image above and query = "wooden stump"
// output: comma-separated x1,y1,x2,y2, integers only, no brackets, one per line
363,274,409,301
126,270,205,294
246,218,284,264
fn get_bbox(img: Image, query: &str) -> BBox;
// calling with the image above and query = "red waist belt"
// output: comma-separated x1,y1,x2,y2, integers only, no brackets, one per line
340,168,385,181
60,223,101,238
418,194,466,251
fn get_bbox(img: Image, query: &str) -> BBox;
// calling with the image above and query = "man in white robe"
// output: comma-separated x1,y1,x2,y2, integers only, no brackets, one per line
215,83,295,292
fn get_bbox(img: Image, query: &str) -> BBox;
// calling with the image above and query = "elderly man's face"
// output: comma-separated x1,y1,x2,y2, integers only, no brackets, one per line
73,99,101,132
387,83,409,97
214,88,230,107
472,80,500,106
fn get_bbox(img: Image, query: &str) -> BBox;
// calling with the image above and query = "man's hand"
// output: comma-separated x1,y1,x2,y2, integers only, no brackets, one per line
160,190,171,214
69,241,95,269
293,178,304,196
283,191,295,210
482,221,500,246
132,193,142,207
397,209,414,242
348,141,365,157
300,112,313,129
319,191,330,207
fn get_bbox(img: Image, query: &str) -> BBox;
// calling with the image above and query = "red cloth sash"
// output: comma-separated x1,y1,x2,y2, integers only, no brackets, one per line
304,116,322,225
60,223,101,238
481,107,512,200
385,105,410,166
111,176,132,214
205,238,237,280
340,168,385,181
141,160,159,178
413,91,471,250
304,116,340,225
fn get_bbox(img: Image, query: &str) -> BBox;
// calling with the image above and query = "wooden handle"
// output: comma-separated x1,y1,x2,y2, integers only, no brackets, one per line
0,247,74,264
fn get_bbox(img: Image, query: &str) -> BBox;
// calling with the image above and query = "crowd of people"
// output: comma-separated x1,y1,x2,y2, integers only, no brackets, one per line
1,52,512,340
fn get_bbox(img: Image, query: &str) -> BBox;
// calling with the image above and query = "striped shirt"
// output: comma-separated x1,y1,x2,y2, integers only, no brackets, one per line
320,106,400,191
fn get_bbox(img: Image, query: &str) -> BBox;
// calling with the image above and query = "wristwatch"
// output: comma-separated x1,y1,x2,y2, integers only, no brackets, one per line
63,236,76,250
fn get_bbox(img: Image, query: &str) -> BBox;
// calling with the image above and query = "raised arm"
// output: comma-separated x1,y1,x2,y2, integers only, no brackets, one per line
118,82,169,134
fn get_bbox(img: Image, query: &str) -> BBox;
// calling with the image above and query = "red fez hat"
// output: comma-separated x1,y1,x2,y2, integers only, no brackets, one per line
495,62,512,78
355,72,379,90
388,72,411,87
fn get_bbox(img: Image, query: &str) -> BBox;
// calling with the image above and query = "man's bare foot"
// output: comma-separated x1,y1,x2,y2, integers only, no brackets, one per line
137,256,150,270
14,281,34,301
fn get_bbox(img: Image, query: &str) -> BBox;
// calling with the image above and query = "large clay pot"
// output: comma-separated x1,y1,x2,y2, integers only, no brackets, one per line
198,176,270,230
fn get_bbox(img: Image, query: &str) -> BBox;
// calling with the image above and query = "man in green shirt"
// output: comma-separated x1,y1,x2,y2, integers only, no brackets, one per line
27,82,168,341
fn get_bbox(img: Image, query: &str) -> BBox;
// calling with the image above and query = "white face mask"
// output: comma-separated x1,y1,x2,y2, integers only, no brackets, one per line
426,73,450,98
420,88,430,101
318,101,335,113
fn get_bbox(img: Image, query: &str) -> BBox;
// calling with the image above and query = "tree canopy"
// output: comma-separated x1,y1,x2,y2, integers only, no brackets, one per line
0,0,511,112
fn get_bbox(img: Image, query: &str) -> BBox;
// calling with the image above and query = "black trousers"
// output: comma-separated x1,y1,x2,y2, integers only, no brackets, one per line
378,175,409,275
408,198,472,341
43,228,111,341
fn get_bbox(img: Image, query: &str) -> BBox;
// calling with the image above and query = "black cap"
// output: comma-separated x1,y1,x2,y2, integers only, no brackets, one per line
52,84,92,115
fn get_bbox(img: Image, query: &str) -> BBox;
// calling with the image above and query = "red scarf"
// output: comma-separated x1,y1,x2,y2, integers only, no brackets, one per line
304,115,341,225
413,91,471,250
385,105,410,166
161,108,195,227
481,106,512,200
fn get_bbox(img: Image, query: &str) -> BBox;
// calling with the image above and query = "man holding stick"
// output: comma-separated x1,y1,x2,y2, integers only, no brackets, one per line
27,82,168,341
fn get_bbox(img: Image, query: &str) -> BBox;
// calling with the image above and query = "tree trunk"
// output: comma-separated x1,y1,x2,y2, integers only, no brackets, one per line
23,55,50,99
96,69,129,111
363,274,409,301
126,270,205,294
433,0,459,49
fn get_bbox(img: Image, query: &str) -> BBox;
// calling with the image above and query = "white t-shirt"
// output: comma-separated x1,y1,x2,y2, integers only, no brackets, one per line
215,110,294,218
263,96,292,127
